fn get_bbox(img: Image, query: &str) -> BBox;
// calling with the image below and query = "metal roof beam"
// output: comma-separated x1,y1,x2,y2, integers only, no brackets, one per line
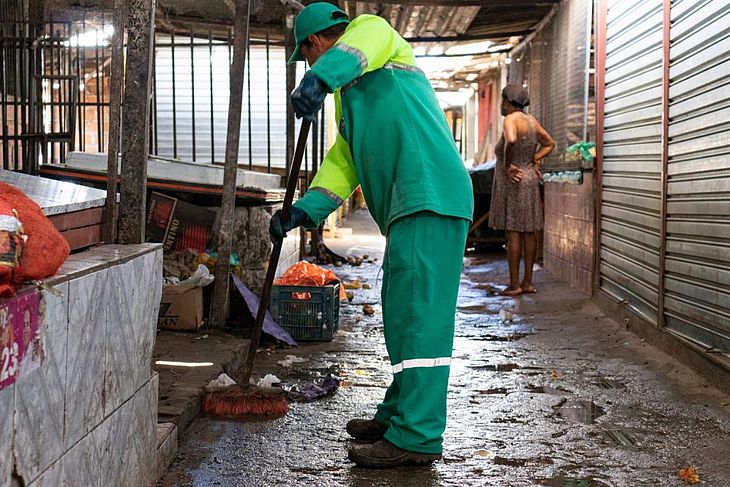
372,0,559,6
405,30,529,42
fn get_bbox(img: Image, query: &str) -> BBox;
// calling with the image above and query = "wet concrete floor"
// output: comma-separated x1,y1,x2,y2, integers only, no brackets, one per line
160,211,730,486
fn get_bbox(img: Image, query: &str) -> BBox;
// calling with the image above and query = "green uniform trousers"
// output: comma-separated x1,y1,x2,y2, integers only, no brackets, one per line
373,211,469,454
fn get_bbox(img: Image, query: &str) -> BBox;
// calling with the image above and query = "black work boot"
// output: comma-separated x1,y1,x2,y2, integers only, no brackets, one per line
346,418,388,441
348,439,441,468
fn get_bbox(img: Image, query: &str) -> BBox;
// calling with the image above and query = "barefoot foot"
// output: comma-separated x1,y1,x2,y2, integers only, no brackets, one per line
520,283,537,294
499,286,523,297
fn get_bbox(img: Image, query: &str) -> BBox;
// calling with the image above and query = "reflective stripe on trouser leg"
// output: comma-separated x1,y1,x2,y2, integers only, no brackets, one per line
373,211,469,454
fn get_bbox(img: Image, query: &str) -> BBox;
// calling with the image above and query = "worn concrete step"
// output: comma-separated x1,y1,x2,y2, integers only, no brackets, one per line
156,422,178,482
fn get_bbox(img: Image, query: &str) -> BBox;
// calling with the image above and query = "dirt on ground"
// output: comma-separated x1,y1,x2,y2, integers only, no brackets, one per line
159,211,730,487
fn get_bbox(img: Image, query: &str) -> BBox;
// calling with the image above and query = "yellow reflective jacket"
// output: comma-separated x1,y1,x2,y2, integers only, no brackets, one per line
293,14,473,234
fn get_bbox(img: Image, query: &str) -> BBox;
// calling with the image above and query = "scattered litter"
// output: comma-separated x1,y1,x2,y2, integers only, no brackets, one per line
549,370,563,380
473,450,496,459
362,283,372,289
256,374,282,388
499,308,514,323
362,254,369,259
355,315,363,322
278,355,307,368
287,375,340,402
344,279,362,290
346,292,355,301
363,304,375,316
678,466,700,484
354,369,367,376
232,274,297,346
194,334,209,340
205,373,237,391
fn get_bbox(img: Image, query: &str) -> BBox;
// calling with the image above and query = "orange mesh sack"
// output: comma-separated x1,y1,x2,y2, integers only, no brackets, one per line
274,261,347,300
0,182,70,283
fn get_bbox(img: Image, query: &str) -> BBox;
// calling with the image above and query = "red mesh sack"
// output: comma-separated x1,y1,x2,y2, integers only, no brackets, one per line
0,182,70,283
0,201,24,297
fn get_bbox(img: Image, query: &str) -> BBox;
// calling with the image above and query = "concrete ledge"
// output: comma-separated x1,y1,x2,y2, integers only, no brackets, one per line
156,423,178,481
154,331,251,431
595,290,730,395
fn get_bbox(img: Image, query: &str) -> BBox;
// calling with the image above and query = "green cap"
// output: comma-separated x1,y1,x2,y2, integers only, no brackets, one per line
288,2,349,64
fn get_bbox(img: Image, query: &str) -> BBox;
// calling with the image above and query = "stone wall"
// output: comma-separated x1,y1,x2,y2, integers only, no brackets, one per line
0,244,162,486
230,205,301,294
543,174,595,295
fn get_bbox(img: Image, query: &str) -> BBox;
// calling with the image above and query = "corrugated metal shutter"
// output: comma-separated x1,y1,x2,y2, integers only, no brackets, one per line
600,0,664,325
153,35,290,167
665,0,730,352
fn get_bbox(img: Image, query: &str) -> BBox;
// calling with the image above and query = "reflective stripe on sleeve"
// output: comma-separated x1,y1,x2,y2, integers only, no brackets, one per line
334,43,368,71
310,186,344,206
392,357,451,374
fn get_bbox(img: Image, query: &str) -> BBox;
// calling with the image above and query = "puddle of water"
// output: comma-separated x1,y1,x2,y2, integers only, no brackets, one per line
462,333,531,342
476,387,510,395
594,378,626,390
525,385,567,395
494,456,553,467
467,363,521,372
602,429,636,446
535,477,607,487
557,400,605,424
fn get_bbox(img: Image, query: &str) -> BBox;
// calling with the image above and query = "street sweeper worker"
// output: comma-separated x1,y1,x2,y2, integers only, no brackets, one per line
269,2,474,468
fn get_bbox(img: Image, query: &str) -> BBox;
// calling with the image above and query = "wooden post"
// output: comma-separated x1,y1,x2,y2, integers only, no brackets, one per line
118,0,155,244
209,0,251,328
284,10,296,174
27,0,45,174
104,0,126,243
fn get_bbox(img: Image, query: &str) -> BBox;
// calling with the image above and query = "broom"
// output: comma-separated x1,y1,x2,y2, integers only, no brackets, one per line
202,120,312,417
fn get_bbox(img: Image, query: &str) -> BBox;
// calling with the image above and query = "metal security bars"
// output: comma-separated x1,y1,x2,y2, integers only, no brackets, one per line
0,4,114,172
2,11,328,179
151,29,325,173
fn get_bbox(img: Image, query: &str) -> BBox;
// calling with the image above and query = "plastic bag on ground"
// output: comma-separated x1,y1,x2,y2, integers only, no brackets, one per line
205,373,237,391
178,264,215,288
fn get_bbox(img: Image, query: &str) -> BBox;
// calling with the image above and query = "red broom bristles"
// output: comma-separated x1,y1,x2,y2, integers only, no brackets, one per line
202,386,289,417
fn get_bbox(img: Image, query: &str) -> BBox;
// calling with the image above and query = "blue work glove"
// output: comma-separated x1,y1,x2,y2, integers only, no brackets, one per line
291,72,328,122
269,206,307,246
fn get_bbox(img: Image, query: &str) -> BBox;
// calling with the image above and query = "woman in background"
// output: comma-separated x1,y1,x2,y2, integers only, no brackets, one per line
489,85,555,296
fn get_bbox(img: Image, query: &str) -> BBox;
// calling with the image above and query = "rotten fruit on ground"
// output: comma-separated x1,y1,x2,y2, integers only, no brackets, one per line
347,292,354,302
347,256,363,266
344,279,362,290
678,466,700,484
362,283,372,289
363,304,375,315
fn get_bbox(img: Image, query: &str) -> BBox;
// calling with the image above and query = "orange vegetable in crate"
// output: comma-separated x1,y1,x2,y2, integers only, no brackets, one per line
0,182,70,283
274,261,347,300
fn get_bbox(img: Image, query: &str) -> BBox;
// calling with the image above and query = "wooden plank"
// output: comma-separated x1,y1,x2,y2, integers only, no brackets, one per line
61,224,102,252
48,207,104,233
104,0,127,243
209,0,251,329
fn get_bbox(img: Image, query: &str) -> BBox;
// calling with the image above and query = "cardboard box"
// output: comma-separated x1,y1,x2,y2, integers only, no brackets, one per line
157,285,204,331
146,192,216,254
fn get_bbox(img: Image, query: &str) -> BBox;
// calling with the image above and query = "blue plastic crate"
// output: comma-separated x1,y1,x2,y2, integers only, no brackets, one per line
270,284,340,341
